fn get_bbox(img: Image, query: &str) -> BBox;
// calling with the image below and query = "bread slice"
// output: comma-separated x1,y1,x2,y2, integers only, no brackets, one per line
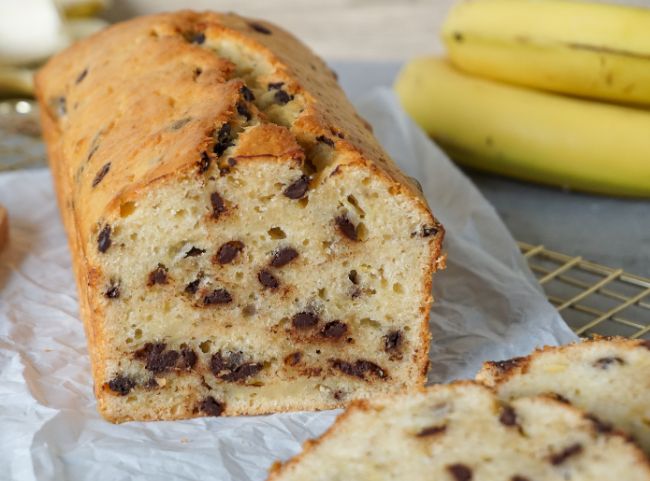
268,381,650,481
34,11,444,422
477,337,650,453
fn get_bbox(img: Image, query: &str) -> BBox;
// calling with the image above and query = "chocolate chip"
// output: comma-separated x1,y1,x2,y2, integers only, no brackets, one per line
321,321,347,339
549,443,583,465
76,68,88,84
107,375,136,396
178,348,198,370
105,282,120,299
641,339,650,350
210,191,226,219
221,362,263,382
284,351,302,366
134,342,163,361
185,277,201,294
258,269,279,289
422,225,438,237
316,135,334,147
335,215,357,241
147,263,169,286
236,102,252,121
330,359,386,380
184,246,206,257
249,22,271,34
213,123,233,156
416,425,447,437
511,476,531,481
551,393,571,404
203,289,232,305
283,175,310,199
200,396,225,416
491,357,524,373
190,32,205,44
292,311,319,329
499,405,518,427
216,241,244,264
135,343,180,373
198,151,211,173
268,82,284,90
270,247,299,267
210,351,262,382
383,330,402,352
240,85,255,101
585,413,613,433
97,224,112,253
593,356,625,369
333,390,345,400
274,90,292,105
348,270,359,284
447,464,472,481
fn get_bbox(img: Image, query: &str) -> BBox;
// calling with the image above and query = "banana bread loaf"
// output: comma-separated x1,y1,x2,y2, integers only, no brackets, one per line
478,337,650,453
268,381,650,481
34,11,444,422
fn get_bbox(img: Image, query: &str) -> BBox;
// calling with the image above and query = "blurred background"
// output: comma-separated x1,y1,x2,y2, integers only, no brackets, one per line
1,0,649,280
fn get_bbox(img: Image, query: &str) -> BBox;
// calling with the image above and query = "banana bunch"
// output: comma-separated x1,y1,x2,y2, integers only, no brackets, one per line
395,0,650,196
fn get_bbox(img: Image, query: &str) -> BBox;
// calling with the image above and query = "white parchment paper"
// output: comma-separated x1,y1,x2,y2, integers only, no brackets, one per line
0,89,576,481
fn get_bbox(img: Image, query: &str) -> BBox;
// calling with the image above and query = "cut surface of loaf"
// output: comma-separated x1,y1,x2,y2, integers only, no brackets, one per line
477,337,650,453
268,381,650,481
34,11,444,422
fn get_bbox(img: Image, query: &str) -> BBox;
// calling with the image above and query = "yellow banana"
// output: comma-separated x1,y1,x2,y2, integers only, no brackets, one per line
394,57,650,197
442,0,650,106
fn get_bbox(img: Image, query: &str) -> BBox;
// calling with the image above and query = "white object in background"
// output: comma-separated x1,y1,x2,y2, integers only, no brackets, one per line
0,0,68,66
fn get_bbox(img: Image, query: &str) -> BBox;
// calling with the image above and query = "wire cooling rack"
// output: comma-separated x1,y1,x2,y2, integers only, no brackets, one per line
2,101,648,340
519,241,650,340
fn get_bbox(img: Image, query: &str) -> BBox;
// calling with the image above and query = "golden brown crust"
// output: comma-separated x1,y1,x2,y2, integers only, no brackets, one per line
0,205,8,253
35,10,444,421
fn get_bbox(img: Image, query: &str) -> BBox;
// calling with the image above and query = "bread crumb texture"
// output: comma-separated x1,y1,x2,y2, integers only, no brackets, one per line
34,11,444,422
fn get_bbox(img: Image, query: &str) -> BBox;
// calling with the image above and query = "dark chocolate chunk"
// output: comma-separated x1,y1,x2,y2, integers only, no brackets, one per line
203,289,233,305
416,425,447,437
184,246,206,258
75,68,88,84
97,224,112,253
422,225,439,237
270,247,299,267
274,89,292,105
283,175,310,199
335,215,358,241
268,82,284,90
147,263,169,286
220,362,263,382
549,443,583,465
316,135,334,147
185,278,201,294
330,359,386,380
447,464,473,481
179,348,198,370
292,311,319,329
198,151,211,173
210,191,226,219
200,396,225,416
249,22,271,34
491,357,524,373
213,123,233,156
348,270,359,284
236,101,251,121
240,85,255,101
107,375,136,396
333,390,345,401
511,476,531,481
499,405,518,427
105,282,120,299
593,356,625,369
216,241,244,264
134,342,163,361
284,351,302,366
258,269,279,289
551,393,571,404
135,343,180,373
321,321,347,339
383,330,402,352
641,339,650,351
190,32,205,44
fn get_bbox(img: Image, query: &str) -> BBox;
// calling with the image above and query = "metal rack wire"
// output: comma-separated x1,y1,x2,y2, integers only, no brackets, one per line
519,241,650,339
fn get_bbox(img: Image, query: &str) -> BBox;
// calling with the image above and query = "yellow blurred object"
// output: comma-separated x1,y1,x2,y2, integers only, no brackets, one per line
57,0,111,18
394,57,650,197
442,0,650,107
